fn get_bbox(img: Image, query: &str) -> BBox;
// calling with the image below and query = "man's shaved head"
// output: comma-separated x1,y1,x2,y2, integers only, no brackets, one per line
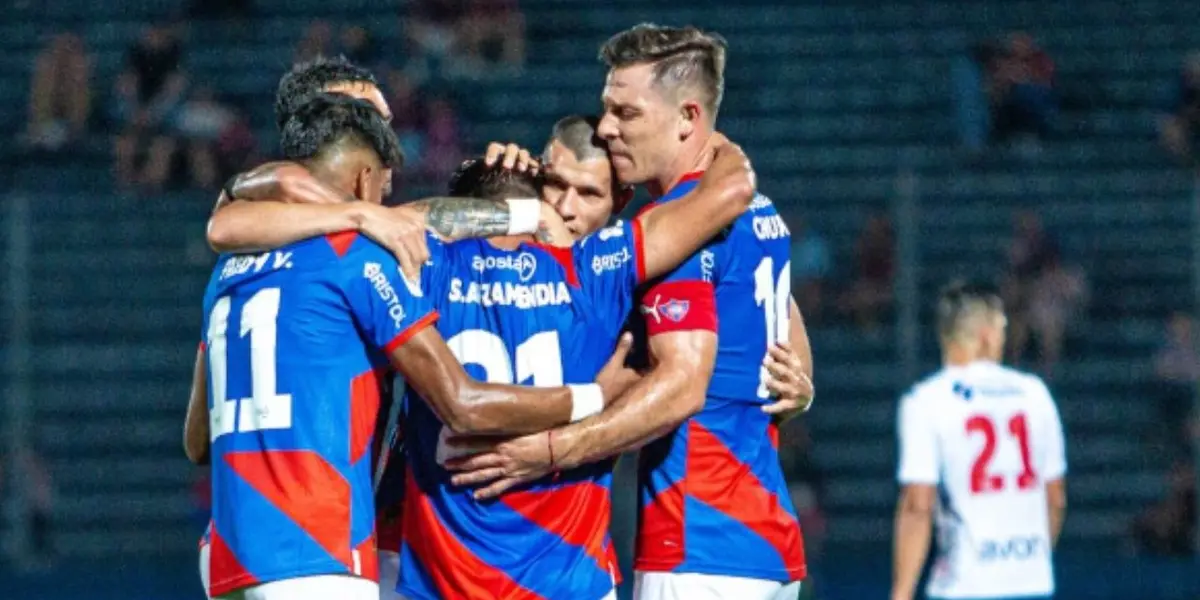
936,280,1007,362
544,115,609,163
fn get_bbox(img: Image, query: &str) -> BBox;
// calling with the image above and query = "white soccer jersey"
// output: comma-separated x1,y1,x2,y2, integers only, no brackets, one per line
897,361,1066,599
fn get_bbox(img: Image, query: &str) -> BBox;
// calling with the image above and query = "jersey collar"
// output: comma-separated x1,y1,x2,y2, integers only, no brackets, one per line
658,170,705,203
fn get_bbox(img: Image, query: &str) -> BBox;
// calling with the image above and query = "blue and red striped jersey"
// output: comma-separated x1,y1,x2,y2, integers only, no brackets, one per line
632,173,807,582
201,232,436,597
397,223,646,600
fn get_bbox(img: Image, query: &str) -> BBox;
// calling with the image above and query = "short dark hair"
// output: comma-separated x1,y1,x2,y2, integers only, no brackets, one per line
599,23,728,119
936,280,1004,341
448,158,540,200
280,92,403,169
274,55,378,130
545,115,609,163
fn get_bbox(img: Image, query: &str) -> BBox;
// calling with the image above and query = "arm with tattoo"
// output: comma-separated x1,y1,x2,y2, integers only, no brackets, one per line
208,164,565,255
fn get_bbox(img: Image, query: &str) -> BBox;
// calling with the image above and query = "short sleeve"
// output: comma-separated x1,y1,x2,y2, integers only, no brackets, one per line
637,243,719,337
341,239,439,354
896,392,940,485
574,219,646,329
1039,384,1068,481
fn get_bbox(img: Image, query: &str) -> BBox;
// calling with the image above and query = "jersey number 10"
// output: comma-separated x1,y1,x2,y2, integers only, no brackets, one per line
967,413,1037,494
754,257,791,398
207,288,293,440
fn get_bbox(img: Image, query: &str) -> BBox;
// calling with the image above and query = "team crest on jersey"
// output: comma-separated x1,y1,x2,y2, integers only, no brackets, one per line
660,299,690,322
640,294,689,324
472,252,537,282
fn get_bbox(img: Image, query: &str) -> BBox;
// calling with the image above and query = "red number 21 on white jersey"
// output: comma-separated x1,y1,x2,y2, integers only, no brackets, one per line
966,413,1037,494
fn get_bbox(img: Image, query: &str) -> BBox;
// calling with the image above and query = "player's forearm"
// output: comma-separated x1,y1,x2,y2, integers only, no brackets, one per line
405,197,543,242
396,328,595,435
451,381,586,435
207,200,370,253
638,163,755,280
228,161,353,205
183,347,210,466
1047,479,1067,547
788,297,813,380
553,364,703,470
891,509,932,600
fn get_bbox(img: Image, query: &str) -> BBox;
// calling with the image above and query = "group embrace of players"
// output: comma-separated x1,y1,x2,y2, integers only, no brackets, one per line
182,21,1069,600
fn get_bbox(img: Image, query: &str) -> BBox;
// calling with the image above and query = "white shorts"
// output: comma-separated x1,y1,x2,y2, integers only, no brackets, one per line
377,550,412,600
199,542,211,600
633,571,801,600
215,574,379,600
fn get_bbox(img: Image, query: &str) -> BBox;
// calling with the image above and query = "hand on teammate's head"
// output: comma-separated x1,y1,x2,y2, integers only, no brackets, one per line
484,142,540,175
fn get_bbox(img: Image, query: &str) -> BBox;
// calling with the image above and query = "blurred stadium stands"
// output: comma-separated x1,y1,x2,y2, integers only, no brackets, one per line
2,0,1199,598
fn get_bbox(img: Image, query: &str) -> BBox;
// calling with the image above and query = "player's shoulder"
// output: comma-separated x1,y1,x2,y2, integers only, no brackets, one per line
577,219,634,250
209,236,334,292
732,192,789,243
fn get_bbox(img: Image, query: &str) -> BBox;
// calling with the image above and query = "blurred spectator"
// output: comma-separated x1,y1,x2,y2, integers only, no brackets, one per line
418,95,465,181
992,32,1058,145
459,0,526,73
1003,210,1059,364
295,20,333,63
4,446,57,568
842,214,895,331
1154,311,1200,450
790,218,831,320
406,0,466,64
25,32,92,151
1131,460,1196,557
111,23,188,190
340,25,379,66
952,39,1002,154
1024,255,1088,376
171,85,257,188
1157,52,1200,166
189,0,254,19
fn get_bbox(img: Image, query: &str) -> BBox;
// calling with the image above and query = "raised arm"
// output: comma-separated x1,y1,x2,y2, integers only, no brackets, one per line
636,139,756,280
389,325,626,436
183,344,210,465
206,162,555,276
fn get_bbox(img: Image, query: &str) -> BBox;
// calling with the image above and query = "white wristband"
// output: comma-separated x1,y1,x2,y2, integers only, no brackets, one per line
505,198,541,236
568,384,604,422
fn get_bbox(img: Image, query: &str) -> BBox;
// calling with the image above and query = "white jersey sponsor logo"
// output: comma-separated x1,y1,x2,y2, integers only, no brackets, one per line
364,262,407,328
472,252,537,282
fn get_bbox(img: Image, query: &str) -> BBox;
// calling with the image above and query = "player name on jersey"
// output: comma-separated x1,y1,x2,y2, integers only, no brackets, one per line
446,278,573,308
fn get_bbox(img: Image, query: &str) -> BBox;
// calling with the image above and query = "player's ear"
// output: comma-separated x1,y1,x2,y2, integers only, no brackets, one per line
355,166,376,204
679,101,701,140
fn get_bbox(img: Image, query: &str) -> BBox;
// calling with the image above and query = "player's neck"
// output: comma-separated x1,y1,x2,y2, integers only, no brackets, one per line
943,344,993,367
651,130,714,198
486,235,533,250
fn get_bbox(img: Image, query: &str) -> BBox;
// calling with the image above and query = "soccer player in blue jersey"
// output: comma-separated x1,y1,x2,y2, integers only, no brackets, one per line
192,119,771,600
193,93,635,600
449,25,812,600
